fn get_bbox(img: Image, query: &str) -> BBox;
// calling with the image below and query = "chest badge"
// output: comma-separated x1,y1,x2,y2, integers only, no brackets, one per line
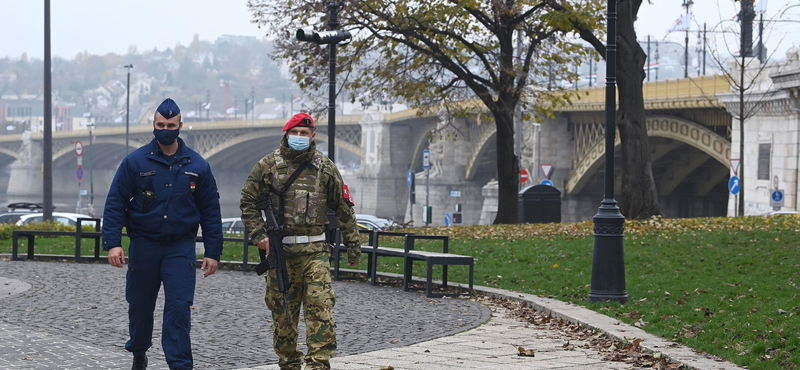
190,182,196,192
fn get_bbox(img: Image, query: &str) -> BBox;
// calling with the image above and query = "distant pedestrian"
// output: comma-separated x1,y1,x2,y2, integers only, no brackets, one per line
240,112,361,370
102,98,223,370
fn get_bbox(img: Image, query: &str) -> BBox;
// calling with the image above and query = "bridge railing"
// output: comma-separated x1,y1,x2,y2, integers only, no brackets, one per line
575,75,731,104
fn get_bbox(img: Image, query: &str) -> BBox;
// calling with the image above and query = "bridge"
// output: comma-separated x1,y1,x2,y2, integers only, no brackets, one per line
4,52,799,224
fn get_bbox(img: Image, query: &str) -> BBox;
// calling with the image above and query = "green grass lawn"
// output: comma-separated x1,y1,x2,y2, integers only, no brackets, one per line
2,216,798,369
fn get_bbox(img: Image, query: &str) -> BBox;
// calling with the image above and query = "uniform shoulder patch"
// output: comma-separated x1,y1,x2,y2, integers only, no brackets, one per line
343,184,355,206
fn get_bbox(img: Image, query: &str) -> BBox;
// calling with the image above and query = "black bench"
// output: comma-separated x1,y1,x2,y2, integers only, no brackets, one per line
332,230,474,298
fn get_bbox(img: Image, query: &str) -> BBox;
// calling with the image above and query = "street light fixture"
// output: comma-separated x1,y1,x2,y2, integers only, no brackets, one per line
588,0,627,304
123,64,133,155
682,0,694,78
295,1,352,163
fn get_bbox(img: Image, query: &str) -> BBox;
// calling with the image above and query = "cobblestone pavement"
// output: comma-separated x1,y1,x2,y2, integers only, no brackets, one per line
0,261,490,369
240,302,646,370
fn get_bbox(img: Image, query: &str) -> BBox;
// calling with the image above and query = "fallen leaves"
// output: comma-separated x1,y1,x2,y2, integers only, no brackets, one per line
517,346,536,357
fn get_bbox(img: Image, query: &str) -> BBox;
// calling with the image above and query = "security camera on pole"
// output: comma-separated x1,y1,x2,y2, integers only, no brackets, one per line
295,1,351,164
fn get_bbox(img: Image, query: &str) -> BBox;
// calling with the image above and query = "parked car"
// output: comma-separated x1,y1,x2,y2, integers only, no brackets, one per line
15,212,96,227
196,217,244,256
355,214,399,231
0,203,53,224
762,210,799,216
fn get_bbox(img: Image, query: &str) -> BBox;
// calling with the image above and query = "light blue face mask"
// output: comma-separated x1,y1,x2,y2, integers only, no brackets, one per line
287,135,311,151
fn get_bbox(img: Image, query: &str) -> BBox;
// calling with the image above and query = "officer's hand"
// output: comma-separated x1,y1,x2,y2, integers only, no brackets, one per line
201,258,218,278
108,247,125,268
257,237,270,254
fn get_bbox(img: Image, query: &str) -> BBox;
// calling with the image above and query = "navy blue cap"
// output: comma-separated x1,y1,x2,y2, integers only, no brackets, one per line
156,98,181,119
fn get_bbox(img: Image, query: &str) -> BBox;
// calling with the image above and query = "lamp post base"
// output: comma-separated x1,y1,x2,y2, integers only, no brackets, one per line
588,198,628,304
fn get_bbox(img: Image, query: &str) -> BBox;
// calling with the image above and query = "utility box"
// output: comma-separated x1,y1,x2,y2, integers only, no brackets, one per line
518,185,561,223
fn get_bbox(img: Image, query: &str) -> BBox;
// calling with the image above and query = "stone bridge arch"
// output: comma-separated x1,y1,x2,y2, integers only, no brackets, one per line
567,116,731,194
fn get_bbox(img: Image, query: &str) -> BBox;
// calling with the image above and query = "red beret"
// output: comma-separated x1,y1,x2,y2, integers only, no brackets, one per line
283,113,314,132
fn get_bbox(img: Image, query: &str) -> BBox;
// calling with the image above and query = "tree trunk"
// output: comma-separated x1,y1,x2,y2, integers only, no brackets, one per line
616,0,661,219
493,108,519,224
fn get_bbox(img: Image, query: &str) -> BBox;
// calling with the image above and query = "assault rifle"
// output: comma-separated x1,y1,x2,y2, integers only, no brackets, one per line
254,197,292,327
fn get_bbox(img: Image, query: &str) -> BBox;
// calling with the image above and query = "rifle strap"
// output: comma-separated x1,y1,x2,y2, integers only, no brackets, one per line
269,161,312,225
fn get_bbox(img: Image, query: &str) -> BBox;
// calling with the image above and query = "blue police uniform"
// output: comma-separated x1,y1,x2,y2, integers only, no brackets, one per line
102,99,223,370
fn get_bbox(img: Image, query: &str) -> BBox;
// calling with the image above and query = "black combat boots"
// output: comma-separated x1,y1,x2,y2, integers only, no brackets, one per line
132,353,148,370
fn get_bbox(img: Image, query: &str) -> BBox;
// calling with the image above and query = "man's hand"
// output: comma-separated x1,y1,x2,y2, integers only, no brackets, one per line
201,258,218,278
108,247,125,268
257,237,270,254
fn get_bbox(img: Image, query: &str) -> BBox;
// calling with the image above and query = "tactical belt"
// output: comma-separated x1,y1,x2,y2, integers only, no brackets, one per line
282,232,326,244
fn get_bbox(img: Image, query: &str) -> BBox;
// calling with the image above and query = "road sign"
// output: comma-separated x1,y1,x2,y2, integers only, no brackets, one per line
771,189,784,208
773,175,779,190
422,149,431,170
407,170,414,187
79,189,88,196
541,164,554,179
540,179,554,186
729,159,740,175
728,176,740,195
520,168,529,184
450,190,461,198
77,156,83,166
445,213,452,227
75,141,83,156
76,166,84,181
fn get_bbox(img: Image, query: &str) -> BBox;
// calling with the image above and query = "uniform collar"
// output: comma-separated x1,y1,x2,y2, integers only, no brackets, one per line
146,138,192,164
280,136,317,164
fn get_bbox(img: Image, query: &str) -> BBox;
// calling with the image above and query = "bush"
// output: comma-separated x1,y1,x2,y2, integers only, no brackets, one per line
0,221,96,240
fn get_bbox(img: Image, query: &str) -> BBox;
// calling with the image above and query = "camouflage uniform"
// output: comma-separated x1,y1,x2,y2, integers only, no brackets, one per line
240,137,360,370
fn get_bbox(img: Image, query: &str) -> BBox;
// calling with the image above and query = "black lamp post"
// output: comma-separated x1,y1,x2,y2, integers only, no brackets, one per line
123,64,133,155
43,0,53,222
682,0,694,78
295,1,351,162
588,0,628,304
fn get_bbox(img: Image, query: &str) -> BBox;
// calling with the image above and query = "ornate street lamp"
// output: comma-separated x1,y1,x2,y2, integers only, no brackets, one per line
588,0,628,304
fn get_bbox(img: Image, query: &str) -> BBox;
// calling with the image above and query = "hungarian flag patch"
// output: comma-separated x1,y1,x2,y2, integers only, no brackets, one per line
190,182,196,192
343,184,354,206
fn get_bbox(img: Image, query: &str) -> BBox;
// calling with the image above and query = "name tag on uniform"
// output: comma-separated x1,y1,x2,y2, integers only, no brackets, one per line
139,170,156,177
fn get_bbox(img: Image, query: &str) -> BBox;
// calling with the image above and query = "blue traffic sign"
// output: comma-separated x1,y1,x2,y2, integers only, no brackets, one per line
407,170,414,187
540,179,553,186
728,176,740,195
422,149,431,170
445,213,451,227
76,165,84,181
771,190,783,202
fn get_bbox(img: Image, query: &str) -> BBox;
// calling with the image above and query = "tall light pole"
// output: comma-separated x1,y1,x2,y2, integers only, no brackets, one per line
123,64,133,155
295,0,351,163
682,0,694,78
588,0,627,304
43,0,53,222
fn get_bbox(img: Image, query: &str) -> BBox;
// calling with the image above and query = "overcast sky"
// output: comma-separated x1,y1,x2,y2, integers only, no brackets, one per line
1,0,797,61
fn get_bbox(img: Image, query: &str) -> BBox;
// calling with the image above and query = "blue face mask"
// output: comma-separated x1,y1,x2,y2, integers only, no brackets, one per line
153,128,180,145
287,135,310,151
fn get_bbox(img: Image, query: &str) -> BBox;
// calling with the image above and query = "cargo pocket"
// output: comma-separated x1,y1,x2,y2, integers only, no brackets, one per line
293,189,310,225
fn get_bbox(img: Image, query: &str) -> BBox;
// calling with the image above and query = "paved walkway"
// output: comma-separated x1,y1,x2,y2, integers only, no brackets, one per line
239,302,645,370
0,261,489,369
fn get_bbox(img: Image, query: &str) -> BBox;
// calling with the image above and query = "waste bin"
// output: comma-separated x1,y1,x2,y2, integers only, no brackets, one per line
518,184,561,223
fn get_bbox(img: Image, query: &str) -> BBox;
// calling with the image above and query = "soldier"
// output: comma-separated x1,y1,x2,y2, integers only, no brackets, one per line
240,112,360,370
103,98,223,370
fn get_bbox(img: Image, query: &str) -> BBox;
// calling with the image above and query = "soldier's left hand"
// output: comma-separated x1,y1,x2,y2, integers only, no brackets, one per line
201,258,218,278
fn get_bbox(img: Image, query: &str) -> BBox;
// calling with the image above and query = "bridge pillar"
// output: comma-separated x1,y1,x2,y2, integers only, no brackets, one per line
6,132,43,198
412,115,486,226
353,109,416,220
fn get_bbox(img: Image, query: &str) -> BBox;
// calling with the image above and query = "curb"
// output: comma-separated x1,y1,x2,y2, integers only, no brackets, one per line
335,268,745,370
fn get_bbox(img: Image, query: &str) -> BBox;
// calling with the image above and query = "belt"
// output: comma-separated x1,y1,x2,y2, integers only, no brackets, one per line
282,232,326,244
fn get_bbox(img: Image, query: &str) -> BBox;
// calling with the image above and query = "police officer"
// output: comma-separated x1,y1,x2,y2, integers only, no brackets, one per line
240,112,360,370
103,98,223,370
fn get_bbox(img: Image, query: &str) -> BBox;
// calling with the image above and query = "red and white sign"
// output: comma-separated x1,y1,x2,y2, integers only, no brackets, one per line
729,159,740,175
520,169,529,184
773,175,779,190
541,164,554,179
75,141,83,156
